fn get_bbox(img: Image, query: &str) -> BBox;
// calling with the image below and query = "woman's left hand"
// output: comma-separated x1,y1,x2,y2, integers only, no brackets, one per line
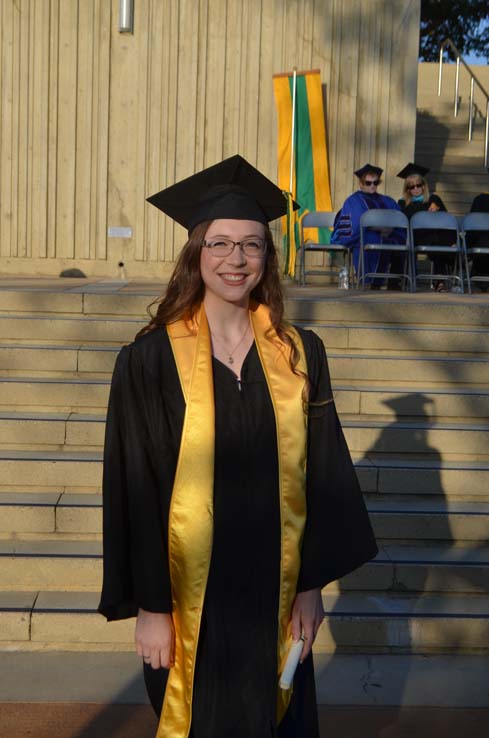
290,587,325,662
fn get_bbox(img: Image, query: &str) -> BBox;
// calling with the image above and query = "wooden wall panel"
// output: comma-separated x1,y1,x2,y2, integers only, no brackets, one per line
0,0,421,277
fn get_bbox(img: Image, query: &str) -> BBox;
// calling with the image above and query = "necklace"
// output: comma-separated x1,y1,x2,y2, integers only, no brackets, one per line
210,322,250,365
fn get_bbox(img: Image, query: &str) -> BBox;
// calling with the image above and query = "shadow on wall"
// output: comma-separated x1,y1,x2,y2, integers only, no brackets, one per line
414,109,450,190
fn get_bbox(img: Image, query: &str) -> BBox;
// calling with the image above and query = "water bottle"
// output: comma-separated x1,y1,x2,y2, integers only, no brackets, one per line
338,266,349,290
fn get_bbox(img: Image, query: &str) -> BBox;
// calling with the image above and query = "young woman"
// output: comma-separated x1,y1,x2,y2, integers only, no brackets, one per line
98,155,377,738
397,162,454,292
397,163,446,218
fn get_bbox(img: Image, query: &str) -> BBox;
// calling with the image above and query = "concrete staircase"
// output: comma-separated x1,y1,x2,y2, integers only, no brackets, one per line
0,280,488,666
416,62,489,214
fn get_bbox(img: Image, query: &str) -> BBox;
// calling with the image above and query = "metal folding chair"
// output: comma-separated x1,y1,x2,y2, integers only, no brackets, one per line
299,211,351,286
460,212,489,292
409,211,469,293
358,209,413,291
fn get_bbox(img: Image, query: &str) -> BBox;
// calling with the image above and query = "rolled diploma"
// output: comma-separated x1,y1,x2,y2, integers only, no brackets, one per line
279,636,304,689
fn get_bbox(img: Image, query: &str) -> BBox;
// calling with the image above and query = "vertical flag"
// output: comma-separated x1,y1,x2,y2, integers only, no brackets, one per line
273,69,333,277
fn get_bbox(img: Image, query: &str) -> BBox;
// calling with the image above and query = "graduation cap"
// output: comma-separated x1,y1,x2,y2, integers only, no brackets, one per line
354,163,383,179
147,155,298,232
397,162,430,179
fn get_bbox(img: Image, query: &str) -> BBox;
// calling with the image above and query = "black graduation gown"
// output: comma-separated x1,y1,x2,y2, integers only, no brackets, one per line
98,325,377,737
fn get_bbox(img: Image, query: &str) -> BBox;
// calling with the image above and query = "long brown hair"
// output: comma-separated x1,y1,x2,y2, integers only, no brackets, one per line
136,220,303,378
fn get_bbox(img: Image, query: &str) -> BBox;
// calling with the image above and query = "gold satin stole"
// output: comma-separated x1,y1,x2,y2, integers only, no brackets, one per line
160,302,307,738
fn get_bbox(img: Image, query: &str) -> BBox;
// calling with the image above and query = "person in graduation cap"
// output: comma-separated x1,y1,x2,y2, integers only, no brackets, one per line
467,192,489,291
98,154,377,738
397,163,456,292
330,163,403,288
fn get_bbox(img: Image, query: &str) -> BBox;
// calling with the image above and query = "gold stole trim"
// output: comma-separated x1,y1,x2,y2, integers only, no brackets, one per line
160,304,307,738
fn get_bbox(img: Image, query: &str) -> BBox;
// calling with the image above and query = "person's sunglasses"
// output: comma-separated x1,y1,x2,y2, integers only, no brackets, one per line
407,182,423,191
364,179,380,186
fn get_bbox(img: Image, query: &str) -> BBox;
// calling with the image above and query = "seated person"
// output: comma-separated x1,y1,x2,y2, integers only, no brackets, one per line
331,164,403,288
467,192,489,291
397,162,446,217
397,162,455,292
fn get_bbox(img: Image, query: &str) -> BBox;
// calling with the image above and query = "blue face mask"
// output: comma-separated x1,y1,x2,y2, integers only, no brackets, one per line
411,194,424,202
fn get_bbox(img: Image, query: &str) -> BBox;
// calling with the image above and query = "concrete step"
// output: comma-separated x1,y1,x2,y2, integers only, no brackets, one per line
9,318,489,360
4,344,489,383
0,377,110,411
2,651,489,713
2,375,489,419
427,155,489,172
0,315,144,344
2,589,488,652
6,315,489,356
1,539,487,594
0,412,105,448
2,410,488,461
317,591,489,652
343,417,489,456
414,141,487,160
4,289,489,329
0,492,100,534
356,456,489,497
329,353,489,384
415,126,486,144
0,451,102,489
367,498,489,542
2,491,489,543
285,297,489,330
0,540,102,591
335,384,489,420
0,344,119,374
0,450,487,496
307,323,489,355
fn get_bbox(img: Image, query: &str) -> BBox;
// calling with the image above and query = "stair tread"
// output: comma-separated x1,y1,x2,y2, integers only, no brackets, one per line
367,499,489,514
3,589,488,617
0,450,102,460
0,540,101,556
2,409,489,431
1,538,487,564
322,591,489,616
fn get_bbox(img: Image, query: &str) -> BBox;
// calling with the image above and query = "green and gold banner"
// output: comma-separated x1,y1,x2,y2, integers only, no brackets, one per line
273,69,333,276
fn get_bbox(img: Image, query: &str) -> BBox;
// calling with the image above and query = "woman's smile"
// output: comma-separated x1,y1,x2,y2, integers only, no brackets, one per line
200,219,265,306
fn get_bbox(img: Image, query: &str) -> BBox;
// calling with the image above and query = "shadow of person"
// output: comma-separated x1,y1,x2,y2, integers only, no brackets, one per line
316,393,454,738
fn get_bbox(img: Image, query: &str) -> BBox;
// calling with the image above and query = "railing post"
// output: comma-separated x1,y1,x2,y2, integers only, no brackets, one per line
454,57,460,117
468,77,474,141
438,46,444,96
485,99,489,169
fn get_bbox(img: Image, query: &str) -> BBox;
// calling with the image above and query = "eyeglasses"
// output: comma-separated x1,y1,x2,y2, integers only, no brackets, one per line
364,179,380,186
203,238,267,258
407,182,423,191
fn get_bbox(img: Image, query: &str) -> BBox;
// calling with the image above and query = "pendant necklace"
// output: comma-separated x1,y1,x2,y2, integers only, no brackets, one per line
211,322,250,365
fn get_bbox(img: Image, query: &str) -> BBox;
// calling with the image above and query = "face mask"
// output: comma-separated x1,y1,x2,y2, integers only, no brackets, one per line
411,194,424,202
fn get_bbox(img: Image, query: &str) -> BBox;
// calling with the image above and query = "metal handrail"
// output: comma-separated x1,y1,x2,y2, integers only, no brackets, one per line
438,38,489,168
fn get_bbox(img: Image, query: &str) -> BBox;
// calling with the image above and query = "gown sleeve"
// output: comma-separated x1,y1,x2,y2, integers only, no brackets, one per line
297,330,378,592
98,344,172,621
331,194,363,246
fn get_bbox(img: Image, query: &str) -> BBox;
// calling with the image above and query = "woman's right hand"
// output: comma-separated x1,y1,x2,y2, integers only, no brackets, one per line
135,609,175,670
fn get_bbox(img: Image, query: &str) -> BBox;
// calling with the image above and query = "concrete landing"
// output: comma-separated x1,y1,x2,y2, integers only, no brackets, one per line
1,704,488,738
1,653,488,737
1,652,488,708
